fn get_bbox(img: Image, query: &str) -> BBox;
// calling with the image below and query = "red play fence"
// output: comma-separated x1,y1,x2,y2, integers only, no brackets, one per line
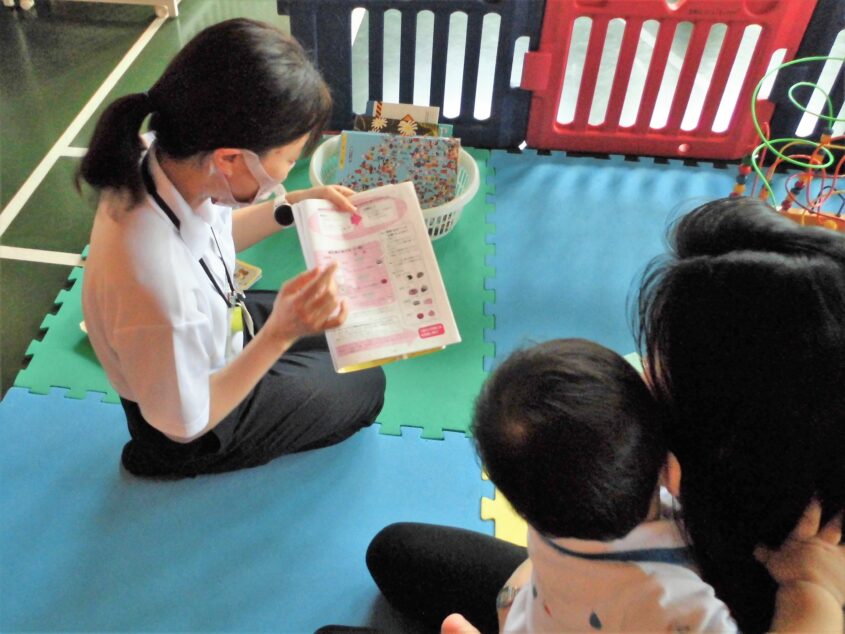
521,0,818,159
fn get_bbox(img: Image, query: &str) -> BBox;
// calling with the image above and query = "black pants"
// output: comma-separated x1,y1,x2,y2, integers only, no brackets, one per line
120,291,386,478
366,523,528,634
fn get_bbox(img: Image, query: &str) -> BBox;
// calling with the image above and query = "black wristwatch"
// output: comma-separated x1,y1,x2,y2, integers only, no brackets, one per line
273,201,295,227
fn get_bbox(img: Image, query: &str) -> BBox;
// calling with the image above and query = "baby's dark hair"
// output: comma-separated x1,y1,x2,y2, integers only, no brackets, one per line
472,338,666,541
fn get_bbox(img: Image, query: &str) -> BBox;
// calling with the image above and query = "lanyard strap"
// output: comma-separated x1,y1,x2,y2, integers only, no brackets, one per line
141,154,241,308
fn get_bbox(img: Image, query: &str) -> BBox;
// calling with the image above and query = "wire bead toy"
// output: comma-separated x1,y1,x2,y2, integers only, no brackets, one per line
738,56,845,233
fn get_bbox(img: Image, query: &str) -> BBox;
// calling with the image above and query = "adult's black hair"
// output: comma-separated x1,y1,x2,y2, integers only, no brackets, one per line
78,18,331,206
635,197,845,633
473,338,666,541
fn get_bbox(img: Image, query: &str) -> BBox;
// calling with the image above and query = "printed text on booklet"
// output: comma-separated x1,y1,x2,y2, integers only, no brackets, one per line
292,182,461,373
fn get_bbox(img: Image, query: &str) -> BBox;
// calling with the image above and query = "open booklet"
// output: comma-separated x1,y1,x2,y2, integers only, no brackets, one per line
292,181,461,373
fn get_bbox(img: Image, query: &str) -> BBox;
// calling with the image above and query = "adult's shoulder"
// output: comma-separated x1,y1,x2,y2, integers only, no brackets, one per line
92,194,186,266
86,195,202,315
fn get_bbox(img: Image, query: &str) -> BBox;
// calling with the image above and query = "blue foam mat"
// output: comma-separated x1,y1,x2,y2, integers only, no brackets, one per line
486,151,734,364
0,388,492,632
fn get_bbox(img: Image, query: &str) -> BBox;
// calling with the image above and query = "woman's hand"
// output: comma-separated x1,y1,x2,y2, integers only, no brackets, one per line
266,263,348,346
756,499,844,632
755,499,844,602
286,185,357,213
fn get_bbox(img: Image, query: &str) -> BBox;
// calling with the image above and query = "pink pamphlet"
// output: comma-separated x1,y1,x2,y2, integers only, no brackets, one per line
292,182,461,373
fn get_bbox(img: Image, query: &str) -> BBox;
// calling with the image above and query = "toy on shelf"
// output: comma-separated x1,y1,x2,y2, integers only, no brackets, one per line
738,55,845,233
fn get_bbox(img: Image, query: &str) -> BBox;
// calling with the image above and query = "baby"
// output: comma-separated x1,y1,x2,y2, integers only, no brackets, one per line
473,338,734,632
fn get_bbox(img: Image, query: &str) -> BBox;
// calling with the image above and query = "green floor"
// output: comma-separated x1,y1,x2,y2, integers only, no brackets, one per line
0,0,292,397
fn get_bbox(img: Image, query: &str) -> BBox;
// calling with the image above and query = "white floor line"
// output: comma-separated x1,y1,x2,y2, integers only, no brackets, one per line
60,147,89,157
0,15,166,239
0,246,84,267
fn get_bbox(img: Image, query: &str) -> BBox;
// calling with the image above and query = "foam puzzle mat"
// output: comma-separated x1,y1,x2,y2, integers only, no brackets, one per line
243,148,495,438
2,144,754,632
0,387,493,632
13,266,119,403
481,472,527,547
486,150,736,366
12,149,494,440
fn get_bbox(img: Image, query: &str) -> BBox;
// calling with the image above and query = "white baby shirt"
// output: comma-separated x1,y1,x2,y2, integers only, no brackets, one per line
504,504,737,632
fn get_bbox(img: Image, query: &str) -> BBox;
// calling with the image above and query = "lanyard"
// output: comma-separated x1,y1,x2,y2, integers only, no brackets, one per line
140,154,242,309
140,153,254,349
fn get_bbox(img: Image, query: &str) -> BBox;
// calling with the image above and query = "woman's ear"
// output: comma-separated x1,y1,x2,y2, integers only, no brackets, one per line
660,452,682,498
211,148,242,177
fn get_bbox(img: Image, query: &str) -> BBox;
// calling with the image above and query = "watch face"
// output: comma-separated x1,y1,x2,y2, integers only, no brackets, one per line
274,203,294,227
496,585,518,610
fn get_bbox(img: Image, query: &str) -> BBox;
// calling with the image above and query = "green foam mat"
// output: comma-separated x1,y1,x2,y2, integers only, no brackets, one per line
14,267,119,403
243,148,495,438
15,150,495,440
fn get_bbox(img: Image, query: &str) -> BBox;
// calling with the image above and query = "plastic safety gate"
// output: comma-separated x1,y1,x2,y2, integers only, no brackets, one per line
769,0,845,143
277,0,545,148
521,0,818,159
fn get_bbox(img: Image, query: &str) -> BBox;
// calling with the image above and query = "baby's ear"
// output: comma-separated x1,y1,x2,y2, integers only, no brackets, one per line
660,452,682,498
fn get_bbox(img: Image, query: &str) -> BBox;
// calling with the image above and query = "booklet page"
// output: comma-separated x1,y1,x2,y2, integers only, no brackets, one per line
293,182,461,372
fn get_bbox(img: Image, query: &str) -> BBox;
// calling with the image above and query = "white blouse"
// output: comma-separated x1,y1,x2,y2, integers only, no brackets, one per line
83,145,240,440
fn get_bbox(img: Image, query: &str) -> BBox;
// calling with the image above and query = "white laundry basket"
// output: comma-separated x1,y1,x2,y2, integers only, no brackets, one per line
308,135,480,240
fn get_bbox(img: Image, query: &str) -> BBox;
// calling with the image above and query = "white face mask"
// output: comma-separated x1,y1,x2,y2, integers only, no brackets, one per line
209,149,283,208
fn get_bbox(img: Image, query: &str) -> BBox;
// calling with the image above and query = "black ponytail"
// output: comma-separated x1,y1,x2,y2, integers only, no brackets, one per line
78,20,331,209
77,92,153,206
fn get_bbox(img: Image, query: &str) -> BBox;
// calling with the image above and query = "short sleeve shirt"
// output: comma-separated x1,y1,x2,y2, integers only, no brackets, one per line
504,499,737,632
82,145,241,440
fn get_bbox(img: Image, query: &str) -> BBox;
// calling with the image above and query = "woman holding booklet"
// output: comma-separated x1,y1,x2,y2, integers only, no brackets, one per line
78,19,385,478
